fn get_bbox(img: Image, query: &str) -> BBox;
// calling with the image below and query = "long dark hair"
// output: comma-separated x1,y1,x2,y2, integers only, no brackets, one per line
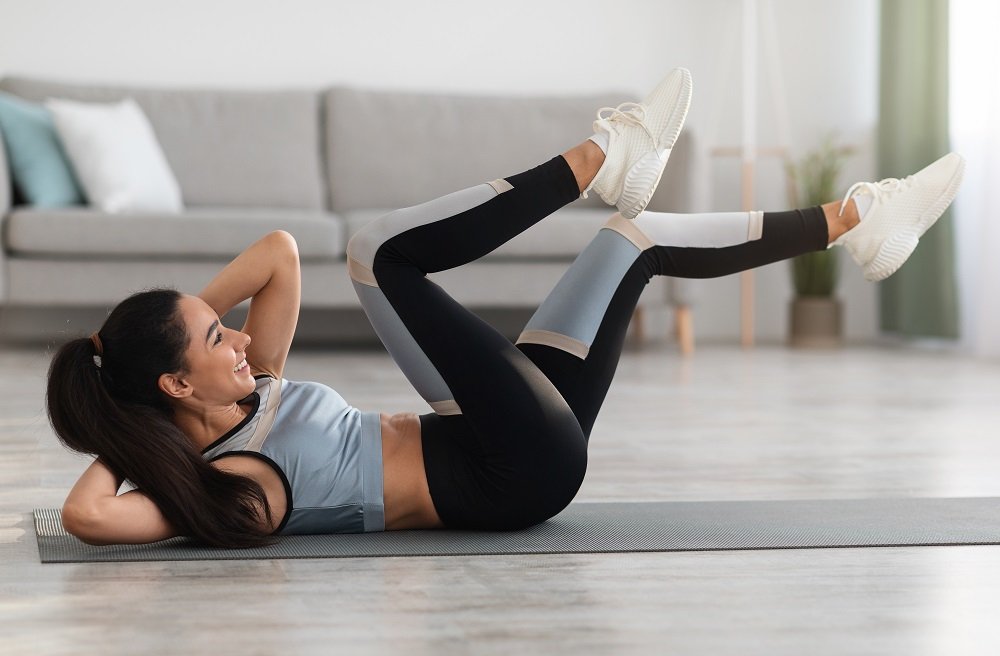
46,288,274,548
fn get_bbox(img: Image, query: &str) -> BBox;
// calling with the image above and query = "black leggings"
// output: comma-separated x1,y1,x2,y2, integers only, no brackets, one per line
347,155,828,530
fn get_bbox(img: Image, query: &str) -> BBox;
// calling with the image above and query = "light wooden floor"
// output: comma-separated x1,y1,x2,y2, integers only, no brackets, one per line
3,342,1000,655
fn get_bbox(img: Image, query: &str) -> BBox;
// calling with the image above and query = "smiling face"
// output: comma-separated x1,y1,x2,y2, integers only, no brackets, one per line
168,294,257,406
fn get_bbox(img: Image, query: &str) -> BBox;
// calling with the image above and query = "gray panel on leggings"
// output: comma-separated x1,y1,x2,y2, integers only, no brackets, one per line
34,497,1000,562
352,280,455,406
522,229,640,347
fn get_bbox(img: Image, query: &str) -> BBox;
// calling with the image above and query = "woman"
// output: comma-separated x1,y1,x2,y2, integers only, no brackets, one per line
47,69,964,548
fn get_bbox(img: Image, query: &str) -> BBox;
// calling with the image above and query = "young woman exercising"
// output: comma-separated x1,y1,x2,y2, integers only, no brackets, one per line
46,69,965,548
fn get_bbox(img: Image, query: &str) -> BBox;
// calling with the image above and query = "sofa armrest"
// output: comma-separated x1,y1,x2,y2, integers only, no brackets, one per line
647,131,705,214
0,127,11,303
0,125,10,215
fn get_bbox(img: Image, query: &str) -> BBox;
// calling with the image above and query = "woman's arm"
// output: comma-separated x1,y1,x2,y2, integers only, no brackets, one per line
198,230,301,379
61,459,177,545
61,458,280,545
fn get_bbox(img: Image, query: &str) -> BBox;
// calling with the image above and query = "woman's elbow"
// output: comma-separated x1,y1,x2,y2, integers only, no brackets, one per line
61,502,110,545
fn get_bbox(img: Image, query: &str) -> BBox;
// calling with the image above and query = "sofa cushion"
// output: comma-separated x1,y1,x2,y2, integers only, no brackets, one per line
5,207,343,260
0,76,325,211
345,206,614,261
0,91,85,207
325,87,627,213
46,98,184,213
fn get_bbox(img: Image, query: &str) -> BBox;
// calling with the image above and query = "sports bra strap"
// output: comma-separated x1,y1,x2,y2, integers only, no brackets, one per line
245,377,283,453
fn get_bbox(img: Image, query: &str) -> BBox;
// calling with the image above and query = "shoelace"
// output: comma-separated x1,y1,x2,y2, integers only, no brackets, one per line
839,176,912,216
595,102,657,144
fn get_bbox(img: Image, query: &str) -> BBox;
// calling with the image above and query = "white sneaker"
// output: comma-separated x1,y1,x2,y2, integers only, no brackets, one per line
831,152,965,282
583,68,693,219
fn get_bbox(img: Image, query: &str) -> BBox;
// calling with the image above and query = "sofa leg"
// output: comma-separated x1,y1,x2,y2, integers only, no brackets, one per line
674,305,694,355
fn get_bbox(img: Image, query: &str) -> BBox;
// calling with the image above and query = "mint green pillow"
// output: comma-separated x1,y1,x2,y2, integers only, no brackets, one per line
0,91,85,206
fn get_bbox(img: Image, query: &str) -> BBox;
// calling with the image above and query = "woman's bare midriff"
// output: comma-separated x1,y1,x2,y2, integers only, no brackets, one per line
380,412,445,530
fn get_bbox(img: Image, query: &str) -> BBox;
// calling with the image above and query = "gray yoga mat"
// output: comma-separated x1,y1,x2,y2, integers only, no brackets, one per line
33,497,1000,563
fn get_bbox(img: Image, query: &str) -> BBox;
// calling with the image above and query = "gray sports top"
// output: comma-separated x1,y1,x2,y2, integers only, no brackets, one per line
201,375,384,534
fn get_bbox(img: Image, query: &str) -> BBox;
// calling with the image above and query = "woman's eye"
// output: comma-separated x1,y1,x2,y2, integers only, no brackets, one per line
214,331,224,345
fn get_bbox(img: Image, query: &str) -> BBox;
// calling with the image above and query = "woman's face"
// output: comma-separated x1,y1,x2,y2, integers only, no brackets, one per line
172,294,257,405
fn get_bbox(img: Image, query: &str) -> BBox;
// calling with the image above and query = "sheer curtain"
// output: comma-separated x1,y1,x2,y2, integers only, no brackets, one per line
878,0,958,338
951,0,1000,358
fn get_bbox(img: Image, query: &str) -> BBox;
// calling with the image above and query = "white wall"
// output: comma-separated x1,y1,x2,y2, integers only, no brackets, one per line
0,0,880,344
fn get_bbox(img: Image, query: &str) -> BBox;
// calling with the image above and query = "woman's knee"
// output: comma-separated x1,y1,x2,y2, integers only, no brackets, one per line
348,210,415,287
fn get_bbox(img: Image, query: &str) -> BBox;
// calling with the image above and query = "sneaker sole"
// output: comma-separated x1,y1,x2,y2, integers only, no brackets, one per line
864,157,966,282
619,69,693,220
618,149,668,219
865,230,919,281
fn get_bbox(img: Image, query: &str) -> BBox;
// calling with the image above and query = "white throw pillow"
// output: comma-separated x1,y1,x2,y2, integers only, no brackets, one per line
45,97,183,213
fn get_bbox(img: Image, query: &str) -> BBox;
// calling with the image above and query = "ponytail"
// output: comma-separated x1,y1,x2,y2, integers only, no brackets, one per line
46,289,274,548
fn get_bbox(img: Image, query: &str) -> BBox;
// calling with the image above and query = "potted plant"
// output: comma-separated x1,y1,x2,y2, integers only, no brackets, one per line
784,136,854,348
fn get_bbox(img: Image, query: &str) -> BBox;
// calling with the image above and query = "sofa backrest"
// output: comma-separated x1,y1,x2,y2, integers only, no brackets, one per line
0,76,326,210
324,87,629,213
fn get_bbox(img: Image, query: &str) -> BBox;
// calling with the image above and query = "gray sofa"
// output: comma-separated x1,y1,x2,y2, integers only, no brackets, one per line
0,76,697,344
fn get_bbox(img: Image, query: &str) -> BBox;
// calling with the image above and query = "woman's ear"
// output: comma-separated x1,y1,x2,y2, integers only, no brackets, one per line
158,372,193,400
